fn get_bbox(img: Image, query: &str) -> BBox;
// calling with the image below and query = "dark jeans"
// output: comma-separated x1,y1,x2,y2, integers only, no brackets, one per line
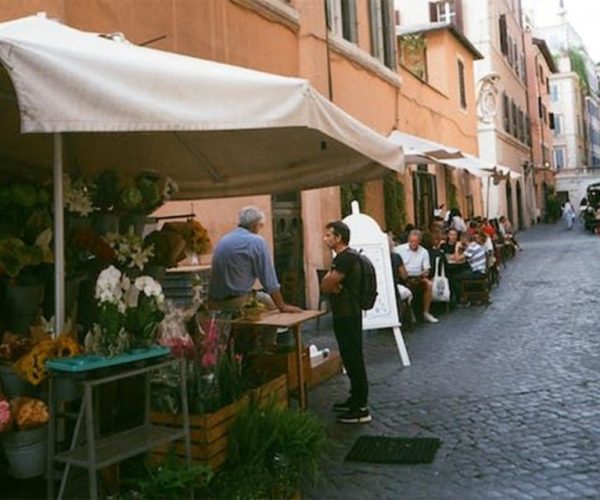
332,314,368,407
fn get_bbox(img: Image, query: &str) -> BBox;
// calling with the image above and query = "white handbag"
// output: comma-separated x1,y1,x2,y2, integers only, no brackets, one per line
431,256,450,303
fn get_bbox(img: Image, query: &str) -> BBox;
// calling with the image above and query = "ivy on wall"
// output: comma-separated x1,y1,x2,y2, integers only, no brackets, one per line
340,182,366,217
383,172,407,236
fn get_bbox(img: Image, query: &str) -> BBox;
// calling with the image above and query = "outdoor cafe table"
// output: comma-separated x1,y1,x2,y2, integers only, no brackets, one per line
234,309,325,410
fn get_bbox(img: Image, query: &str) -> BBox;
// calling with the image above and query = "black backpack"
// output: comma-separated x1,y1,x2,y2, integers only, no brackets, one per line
350,248,378,311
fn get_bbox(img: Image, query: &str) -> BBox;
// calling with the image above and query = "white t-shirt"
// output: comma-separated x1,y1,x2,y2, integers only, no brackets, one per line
394,243,431,277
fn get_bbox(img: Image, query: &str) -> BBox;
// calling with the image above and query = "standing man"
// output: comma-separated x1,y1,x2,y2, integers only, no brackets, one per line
209,206,301,313
394,230,439,323
321,221,371,424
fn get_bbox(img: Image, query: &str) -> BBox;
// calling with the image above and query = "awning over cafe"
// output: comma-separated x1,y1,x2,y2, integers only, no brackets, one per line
388,130,463,164
0,15,404,199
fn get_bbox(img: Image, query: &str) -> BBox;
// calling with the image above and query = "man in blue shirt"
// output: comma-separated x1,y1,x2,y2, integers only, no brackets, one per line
208,206,301,314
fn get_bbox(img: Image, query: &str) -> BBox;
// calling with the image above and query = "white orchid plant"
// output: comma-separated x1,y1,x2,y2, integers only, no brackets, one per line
85,265,165,356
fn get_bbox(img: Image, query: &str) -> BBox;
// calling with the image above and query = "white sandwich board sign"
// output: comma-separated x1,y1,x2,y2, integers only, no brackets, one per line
343,201,410,366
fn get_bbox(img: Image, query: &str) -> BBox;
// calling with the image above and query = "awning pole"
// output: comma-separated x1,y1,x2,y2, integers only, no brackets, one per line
53,133,65,337
486,175,490,219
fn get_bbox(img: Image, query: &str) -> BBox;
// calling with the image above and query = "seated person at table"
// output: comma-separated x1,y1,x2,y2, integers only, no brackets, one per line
481,218,497,240
441,228,459,255
394,230,439,324
498,215,521,252
448,231,487,302
389,238,413,304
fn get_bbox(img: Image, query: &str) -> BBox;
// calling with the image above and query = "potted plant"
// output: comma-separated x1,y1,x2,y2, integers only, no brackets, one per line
205,399,328,498
0,396,49,479
240,291,267,321
0,232,53,335
104,228,155,277
84,265,165,356
0,335,35,398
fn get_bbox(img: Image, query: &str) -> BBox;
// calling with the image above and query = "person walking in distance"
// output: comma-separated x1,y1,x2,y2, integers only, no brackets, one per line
320,221,371,424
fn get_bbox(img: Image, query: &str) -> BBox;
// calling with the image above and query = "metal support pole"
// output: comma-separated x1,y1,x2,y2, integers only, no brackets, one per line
53,133,65,337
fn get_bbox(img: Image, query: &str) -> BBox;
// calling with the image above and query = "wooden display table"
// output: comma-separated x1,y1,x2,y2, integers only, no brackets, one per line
235,309,324,410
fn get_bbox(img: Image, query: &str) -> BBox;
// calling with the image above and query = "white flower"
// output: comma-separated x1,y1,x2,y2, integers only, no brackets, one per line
64,175,94,216
95,265,123,304
163,177,179,200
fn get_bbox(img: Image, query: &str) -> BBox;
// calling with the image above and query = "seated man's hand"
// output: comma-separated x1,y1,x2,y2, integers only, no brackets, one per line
280,304,303,313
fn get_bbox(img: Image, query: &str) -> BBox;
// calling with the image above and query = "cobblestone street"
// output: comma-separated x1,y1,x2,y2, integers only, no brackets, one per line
304,223,600,499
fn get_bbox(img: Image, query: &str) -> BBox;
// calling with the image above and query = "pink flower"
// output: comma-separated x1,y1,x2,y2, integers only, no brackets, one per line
0,399,12,432
200,316,219,369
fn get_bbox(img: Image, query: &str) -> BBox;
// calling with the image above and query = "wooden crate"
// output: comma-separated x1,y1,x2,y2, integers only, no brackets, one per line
252,349,310,391
252,349,343,390
151,374,287,470
308,350,342,388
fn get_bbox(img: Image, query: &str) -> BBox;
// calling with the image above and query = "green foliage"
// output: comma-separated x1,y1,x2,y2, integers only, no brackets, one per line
120,452,212,499
125,294,165,348
207,400,328,498
569,48,589,92
545,196,562,222
0,237,43,279
119,185,144,212
384,172,407,236
93,170,120,211
340,182,365,217
136,174,163,212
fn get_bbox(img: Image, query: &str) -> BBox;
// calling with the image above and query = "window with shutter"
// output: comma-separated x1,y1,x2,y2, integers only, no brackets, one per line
458,59,467,109
382,0,397,69
503,93,510,132
369,0,385,62
499,14,508,55
429,2,438,22
538,97,543,118
341,0,358,43
511,100,517,137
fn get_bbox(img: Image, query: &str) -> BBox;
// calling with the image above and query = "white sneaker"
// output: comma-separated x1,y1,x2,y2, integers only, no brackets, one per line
423,312,439,323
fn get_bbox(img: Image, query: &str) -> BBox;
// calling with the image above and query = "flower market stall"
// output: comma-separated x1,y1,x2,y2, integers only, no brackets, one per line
0,14,405,498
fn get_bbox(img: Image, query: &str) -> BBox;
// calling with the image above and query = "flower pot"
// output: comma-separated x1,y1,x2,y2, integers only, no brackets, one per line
1,426,47,479
92,211,119,235
0,365,36,398
55,376,81,402
5,283,44,335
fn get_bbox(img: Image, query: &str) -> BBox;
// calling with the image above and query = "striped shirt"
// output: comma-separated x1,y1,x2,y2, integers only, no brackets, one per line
464,242,486,273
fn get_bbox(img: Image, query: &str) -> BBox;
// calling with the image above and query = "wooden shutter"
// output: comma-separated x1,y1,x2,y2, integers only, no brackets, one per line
454,0,464,32
538,96,543,118
458,59,467,109
369,0,379,57
549,112,555,130
503,93,510,132
499,14,507,55
383,0,397,69
429,2,438,22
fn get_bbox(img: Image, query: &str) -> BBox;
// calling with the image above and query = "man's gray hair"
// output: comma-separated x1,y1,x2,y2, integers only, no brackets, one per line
238,206,265,229
408,229,422,241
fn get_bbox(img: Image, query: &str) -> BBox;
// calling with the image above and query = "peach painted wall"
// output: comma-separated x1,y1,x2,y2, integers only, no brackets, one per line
397,28,483,223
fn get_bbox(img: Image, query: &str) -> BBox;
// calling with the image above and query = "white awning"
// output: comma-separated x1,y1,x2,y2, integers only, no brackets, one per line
388,130,463,164
0,15,404,199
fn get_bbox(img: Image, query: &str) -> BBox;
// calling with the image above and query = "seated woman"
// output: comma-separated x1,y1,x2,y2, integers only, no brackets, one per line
448,231,487,303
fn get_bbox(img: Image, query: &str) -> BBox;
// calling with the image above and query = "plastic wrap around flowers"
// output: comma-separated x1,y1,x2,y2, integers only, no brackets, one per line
85,265,165,356
0,398,11,433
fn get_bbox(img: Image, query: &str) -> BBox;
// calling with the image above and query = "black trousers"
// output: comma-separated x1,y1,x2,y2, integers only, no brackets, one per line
332,314,368,407
451,269,485,301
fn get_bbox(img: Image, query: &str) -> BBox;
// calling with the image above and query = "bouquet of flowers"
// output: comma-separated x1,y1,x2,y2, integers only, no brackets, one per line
104,228,154,271
163,219,211,257
12,333,81,386
85,265,165,356
152,311,247,415
10,397,49,429
64,175,94,217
